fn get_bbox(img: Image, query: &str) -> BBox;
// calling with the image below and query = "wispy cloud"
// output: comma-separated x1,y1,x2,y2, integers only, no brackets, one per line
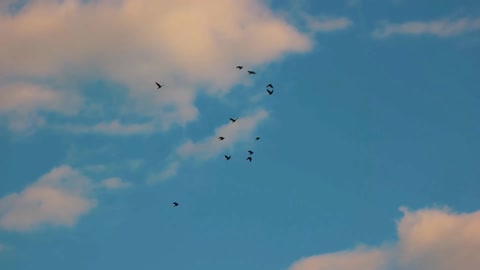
0,165,97,232
0,0,313,134
99,177,132,190
303,15,353,33
372,17,480,38
146,109,268,183
289,206,480,270
0,165,133,232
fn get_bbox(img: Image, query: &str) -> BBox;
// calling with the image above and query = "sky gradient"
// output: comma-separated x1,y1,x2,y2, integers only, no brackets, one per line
1,0,479,269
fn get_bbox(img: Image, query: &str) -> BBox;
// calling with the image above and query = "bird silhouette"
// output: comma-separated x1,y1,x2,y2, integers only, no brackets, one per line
266,84,273,88
255,137,261,140
236,66,243,70
266,89,274,95
229,117,238,123
218,136,225,140
246,157,252,162
225,155,231,160
247,71,256,75
173,202,179,207
155,82,164,89
248,150,254,155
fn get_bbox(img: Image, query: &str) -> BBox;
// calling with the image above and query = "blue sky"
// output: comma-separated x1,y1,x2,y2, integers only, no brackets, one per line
1,0,480,269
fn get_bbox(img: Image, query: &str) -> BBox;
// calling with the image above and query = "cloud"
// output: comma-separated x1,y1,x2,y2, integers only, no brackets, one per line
372,17,480,38
303,15,353,33
0,0,313,134
0,165,97,232
177,109,268,161
289,206,480,270
99,177,131,189
82,159,144,174
146,161,180,184
0,82,82,132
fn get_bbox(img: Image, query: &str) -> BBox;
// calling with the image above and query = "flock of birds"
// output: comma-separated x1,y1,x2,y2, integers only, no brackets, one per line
156,65,275,208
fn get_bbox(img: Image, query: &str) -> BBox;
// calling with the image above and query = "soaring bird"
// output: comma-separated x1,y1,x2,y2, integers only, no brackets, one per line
173,202,179,207
255,137,261,141
266,84,273,88
229,117,238,123
155,82,164,89
246,157,252,162
225,155,231,160
247,70,256,75
218,136,225,140
236,66,243,70
248,150,254,155
266,89,274,95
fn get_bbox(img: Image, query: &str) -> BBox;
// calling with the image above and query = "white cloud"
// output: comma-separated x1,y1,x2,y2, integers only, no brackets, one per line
0,165,97,232
289,206,480,270
177,109,268,161
0,0,313,134
82,159,144,174
146,161,180,184
372,17,480,38
303,15,353,32
0,83,82,132
100,177,131,189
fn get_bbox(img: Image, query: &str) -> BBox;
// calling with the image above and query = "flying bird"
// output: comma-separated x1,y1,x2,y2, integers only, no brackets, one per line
155,82,164,89
225,155,231,160
248,150,254,155
255,137,261,141
247,71,256,75
218,136,225,140
266,84,274,88
236,66,243,70
246,157,252,162
229,117,238,123
173,202,179,207
266,89,274,95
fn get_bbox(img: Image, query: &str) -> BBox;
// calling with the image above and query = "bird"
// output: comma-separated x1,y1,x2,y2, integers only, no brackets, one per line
246,157,252,162
266,84,274,88
155,82,164,89
255,137,261,140
218,136,225,140
236,66,243,70
266,89,274,95
229,117,238,123
248,150,254,155
173,202,179,207
247,70,256,75
225,155,231,160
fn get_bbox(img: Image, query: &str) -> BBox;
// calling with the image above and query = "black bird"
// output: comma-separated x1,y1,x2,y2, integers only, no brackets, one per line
225,155,231,160
155,82,164,89
248,150,254,155
247,70,256,75
246,157,252,162
173,202,179,207
266,89,274,95
236,66,243,70
255,137,261,140
229,117,238,123
218,136,225,140
266,84,273,88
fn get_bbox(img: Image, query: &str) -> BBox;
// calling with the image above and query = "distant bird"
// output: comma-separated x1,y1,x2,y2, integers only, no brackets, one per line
236,66,243,70
266,89,274,95
173,202,179,207
155,82,164,89
247,70,256,75
248,150,254,155
246,157,252,162
225,155,231,160
255,137,261,141
229,117,238,123
266,84,274,88
218,136,225,140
